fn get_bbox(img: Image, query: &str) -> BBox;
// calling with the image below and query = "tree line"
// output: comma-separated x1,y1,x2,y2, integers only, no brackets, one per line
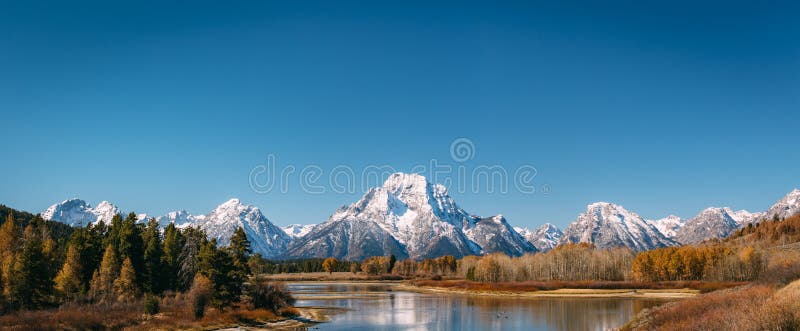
0,211,291,317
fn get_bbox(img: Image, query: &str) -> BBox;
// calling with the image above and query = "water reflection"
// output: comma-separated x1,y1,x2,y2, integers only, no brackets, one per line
289,283,666,331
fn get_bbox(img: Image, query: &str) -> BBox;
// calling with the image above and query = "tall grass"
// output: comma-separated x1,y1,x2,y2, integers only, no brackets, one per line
628,279,800,330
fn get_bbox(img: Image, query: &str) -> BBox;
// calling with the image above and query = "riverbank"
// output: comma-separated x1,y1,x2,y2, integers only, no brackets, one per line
261,271,405,281
397,283,699,299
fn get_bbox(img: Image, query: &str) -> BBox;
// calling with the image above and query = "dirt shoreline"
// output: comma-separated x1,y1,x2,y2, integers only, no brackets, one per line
395,284,699,299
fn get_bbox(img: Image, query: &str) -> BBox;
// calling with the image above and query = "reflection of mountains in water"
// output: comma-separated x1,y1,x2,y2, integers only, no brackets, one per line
289,283,665,331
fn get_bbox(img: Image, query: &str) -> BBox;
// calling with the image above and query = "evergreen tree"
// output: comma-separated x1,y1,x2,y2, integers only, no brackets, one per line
142,218,164,294
54,244,83,301
228,227,252,280
104,214,124,255
11,225,53,309
388,254,397,273
198,239,239,308
178,227,206,291
68,226,104,290
118,213,144,287
113,257,139,302
89,245,120,302
162,223,184,292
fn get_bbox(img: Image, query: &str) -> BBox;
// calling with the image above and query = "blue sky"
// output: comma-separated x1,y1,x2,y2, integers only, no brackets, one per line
1,1,799,228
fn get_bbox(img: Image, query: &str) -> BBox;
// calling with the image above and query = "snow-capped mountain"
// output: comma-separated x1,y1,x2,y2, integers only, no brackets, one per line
765,189,800,221
648,215,686,238
559,202,677,251
284,173,535,260
515,223,563,252
154,210,204,228
196,199,292,258
464,215,536,256
42,199,121,226
281,224,316,238
673,207,750,244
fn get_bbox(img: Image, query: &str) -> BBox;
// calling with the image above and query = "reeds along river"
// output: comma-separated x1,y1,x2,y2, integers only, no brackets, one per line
288,282,671,331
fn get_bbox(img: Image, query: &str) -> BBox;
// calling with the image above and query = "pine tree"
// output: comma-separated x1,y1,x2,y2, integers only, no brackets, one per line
118,213,144,288
113,257,139,302
54,244,84,301
104,214,124,255
142,218,164,294
11,225,52,309
162,223,184,292
198,239,238,308
89,245,120,302
178,227,206,291
228,227,252,280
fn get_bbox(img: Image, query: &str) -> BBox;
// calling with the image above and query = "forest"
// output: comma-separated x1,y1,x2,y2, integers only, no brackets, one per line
0,208,295,330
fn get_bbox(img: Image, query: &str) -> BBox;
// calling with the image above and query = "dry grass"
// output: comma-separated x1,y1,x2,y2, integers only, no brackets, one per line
261,272,404,281
0,292,291,331
406,279,743,293
627,280,800,331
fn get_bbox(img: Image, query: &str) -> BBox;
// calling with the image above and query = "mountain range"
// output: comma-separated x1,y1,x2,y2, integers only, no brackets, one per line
39,173,800,259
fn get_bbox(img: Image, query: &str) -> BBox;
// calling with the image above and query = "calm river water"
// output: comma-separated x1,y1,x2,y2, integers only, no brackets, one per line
289,282,668,331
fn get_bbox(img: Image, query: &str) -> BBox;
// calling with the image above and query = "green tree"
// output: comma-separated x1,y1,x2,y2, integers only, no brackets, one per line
118,213,145,287
11,225,53,309
162,223,184,291
198,239,239,308
228,227,252,280
142,218,164,294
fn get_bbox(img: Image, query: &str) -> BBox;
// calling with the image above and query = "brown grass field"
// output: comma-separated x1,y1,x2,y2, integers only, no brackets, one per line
0,292,300,331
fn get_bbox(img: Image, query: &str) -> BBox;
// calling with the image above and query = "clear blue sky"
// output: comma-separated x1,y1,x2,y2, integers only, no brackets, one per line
2,1,799,228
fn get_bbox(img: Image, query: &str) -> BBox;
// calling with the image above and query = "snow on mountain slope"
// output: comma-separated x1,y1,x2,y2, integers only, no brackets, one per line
285,173,535,260
281,224,316,238
765,189,800,221
42,199,121,226
155,210,203,228
559,202,677,251
464,215,537,256
515,223,563,252
675,207,763,245
648,215,686,238
196,199,292,258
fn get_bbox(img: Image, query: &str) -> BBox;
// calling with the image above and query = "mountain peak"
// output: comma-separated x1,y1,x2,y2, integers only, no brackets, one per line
587,201,622,211
561,202,675,251
42,198,119,226
220,198,242,207
765,188,800,220
382,172,430,195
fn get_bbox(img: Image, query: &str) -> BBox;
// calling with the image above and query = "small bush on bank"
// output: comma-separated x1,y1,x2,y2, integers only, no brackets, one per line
246,278,296,312
144,294,159,315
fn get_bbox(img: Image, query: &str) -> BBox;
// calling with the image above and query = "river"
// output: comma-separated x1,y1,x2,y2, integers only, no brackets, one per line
289,282,669,331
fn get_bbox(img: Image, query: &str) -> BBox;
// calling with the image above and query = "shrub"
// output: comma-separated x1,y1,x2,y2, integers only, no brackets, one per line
144,294,159,315
247,278,295,313
189,274,214,319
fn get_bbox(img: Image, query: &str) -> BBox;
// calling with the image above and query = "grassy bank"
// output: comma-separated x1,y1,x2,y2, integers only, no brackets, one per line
623,280,800,330
261,271,405,281
0,293,305,331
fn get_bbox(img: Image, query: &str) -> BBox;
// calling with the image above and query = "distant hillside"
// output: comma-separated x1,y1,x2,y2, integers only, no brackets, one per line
726,213,800,248
0,204,75,244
